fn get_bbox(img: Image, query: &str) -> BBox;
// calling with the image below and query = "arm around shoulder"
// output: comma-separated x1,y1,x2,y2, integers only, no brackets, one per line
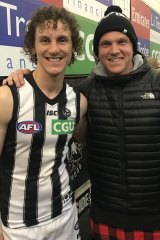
2,68,30,87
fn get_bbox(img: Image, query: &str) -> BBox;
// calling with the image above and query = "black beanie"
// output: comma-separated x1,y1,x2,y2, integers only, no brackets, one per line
93,5,138,57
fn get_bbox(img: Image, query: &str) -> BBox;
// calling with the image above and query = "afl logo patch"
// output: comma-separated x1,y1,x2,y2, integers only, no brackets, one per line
17,121,42,134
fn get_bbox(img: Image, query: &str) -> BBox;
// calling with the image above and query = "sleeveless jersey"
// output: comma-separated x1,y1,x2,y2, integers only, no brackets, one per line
1,73,80,228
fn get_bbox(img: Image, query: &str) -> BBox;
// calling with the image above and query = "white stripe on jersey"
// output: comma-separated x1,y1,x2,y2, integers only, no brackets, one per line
8,81,35,226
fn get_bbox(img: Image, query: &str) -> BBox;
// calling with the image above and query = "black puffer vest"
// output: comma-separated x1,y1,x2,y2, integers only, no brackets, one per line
78,62,160,230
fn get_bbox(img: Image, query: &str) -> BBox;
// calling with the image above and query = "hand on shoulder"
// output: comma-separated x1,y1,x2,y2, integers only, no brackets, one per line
2,69,31,87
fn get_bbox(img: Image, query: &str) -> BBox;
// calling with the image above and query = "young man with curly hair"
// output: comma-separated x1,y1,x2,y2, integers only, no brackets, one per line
0,5,87,240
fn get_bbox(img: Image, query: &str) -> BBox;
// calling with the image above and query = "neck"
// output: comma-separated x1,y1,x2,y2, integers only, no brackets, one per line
33,70,64,99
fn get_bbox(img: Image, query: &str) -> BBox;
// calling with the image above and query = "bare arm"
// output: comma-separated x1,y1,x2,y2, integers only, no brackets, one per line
0,217,3,240
2,69,31,87
0,212,3,240
0,86,13,155
0,86,13,240
0,233,4,240
74,93,88,144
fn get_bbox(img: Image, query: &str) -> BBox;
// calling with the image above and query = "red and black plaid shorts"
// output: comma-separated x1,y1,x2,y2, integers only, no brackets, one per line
90,218,160,240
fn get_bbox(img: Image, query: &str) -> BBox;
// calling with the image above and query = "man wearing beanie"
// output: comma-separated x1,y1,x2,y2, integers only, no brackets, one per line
3,4,160,240
83,5,160,240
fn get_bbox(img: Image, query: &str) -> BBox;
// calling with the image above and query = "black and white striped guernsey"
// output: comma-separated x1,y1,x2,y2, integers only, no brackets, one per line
1,73,80,228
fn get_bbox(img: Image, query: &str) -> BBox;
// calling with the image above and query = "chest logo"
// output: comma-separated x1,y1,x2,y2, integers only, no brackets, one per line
51,119,75,135
17,121,42,134
62,108,71,117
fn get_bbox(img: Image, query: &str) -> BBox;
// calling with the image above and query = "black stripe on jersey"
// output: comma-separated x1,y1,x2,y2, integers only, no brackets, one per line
75,91,80,124
24,90,45,227
64,155,74,204
51,88,69,218
64,90,80,204
1,85,19,227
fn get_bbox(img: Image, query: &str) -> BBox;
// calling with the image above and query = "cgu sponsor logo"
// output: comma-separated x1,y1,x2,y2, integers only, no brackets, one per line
17,121,42,134
52,119,75,135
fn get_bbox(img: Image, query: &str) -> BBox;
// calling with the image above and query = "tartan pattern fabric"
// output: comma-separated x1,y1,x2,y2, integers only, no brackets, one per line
90,218,160,240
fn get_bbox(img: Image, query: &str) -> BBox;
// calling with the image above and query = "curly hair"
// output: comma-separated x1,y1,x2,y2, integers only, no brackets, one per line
147,56,160,69
23,5,83,65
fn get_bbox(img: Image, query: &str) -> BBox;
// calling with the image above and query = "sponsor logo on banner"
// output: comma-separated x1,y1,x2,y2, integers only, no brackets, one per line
150,10,160,33
63,0,107,21
138,37,150,57
150,41,160,59
131,0,150,40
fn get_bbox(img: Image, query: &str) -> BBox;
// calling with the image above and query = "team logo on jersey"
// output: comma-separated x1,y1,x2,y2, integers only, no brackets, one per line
51,119,75,135
17,121,42,134
67,140,82,180
62,107,71,117
141,92,155,99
